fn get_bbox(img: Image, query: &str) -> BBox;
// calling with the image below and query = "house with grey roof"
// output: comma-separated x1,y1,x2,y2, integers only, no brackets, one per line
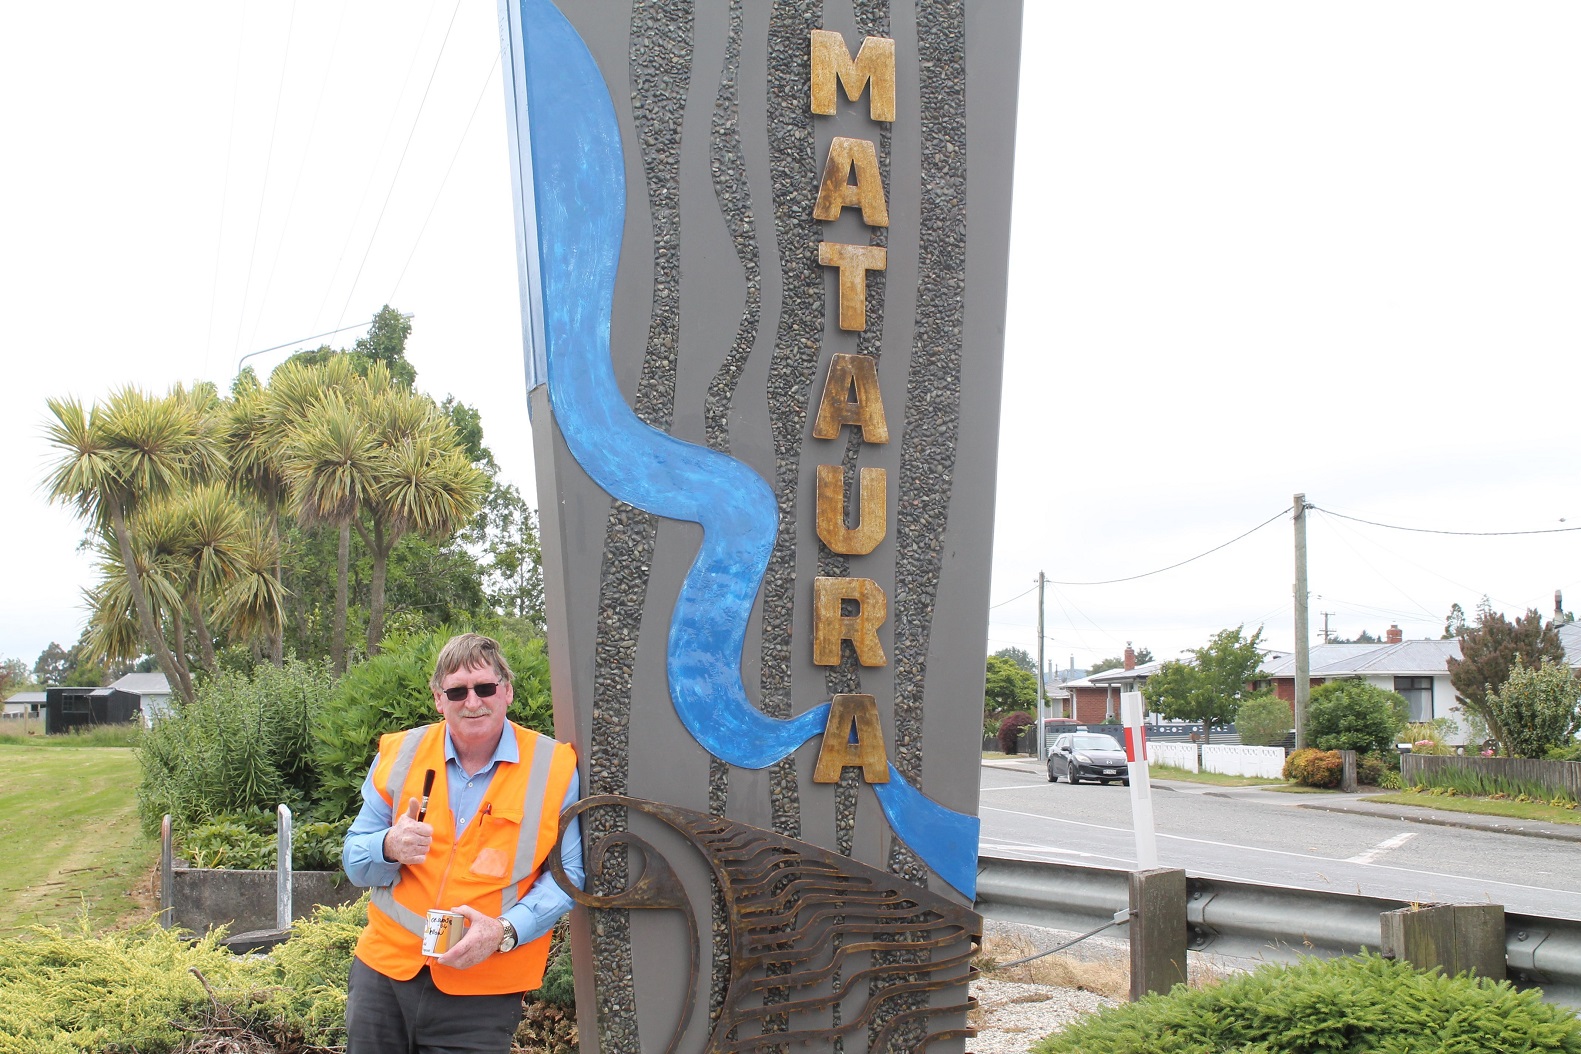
110,671,174,727
2,690,45,723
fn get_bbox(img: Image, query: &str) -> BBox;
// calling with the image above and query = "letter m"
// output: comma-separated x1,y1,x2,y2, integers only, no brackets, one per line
810,30,896,122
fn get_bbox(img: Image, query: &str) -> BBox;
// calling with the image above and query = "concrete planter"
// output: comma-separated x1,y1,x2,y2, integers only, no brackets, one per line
166,868,360,936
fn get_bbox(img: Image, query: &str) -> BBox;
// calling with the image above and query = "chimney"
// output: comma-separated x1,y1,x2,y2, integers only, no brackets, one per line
1386,624,1402,644
1557,590,1565,623
1123,643,1136,671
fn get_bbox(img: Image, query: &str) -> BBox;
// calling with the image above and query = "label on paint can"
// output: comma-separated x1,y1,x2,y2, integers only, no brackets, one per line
421,910,467,956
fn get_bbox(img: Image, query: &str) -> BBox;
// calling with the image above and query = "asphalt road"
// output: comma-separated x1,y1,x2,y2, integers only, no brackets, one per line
978,761,1581,919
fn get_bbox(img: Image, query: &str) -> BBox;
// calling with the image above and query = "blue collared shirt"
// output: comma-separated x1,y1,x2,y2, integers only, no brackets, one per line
342,725,584,945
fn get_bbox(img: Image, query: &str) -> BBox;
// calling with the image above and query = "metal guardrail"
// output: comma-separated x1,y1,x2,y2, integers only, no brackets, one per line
976,855,1581,1005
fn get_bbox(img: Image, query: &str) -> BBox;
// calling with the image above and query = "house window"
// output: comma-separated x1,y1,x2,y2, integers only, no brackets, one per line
62,696,91,715
1394,677,1433,722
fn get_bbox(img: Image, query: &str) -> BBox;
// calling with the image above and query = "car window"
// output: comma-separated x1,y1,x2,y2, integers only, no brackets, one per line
1053,735,1071,752
1072,734,1122,751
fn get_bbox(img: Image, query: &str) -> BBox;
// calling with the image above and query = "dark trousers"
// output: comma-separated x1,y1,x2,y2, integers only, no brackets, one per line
346,956,525,1054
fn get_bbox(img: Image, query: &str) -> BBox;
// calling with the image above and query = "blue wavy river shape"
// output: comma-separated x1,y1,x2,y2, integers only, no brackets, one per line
516,0,978,900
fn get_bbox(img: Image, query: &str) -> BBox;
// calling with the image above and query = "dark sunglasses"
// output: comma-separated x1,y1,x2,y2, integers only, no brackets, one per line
442,682,501,702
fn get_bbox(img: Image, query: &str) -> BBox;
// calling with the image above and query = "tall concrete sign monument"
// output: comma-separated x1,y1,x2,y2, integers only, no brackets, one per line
498,1,1023,1050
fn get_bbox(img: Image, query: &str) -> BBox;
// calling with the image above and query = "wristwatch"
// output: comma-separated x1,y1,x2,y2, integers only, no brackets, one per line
497,918,518,954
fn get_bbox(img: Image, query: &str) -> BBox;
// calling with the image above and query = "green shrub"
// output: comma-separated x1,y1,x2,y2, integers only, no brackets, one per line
1284,747,1343,788
312,625,553,820
180,809,352,871
0,919,253,1053
1486,660,1581,759
1377,768,1404,790
265,896,369,1045
1355,752,1388,787
1033,952,1581,1054
1306,679,1408,755
997,711,1033,754
531,924,576,1008
1233,691,1292,746
1403,721,1452,755
1547,742,1581,762
137,660,335,836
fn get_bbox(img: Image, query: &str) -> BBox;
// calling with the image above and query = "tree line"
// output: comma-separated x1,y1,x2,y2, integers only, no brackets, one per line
983,602,1580,760
26,307,544,706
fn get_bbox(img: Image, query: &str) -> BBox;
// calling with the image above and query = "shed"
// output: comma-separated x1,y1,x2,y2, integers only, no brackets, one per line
43,686,140,734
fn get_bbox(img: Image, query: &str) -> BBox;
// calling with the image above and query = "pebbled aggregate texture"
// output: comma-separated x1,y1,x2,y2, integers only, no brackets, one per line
761,0,824,845
586,3,694,1053
871,1,969,1050
705,0,753,1022
826,7,891,1050
577,0,974,1047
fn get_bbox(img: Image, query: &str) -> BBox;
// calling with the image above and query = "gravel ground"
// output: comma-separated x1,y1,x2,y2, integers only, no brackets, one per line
968,979,1115,1054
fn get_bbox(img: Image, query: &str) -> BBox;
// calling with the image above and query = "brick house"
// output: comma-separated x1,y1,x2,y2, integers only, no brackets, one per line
1058,645,1164,723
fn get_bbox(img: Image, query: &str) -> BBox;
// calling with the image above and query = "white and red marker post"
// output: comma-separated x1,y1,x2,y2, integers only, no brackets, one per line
1120,691,1159,869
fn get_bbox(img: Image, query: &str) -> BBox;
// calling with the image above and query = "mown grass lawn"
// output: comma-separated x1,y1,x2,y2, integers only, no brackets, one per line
0,743,156,934
1363,790,1581,826
1148,762,1286,788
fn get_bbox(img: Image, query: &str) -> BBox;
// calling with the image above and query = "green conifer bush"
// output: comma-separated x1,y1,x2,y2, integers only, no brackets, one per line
1033,953,1581,1054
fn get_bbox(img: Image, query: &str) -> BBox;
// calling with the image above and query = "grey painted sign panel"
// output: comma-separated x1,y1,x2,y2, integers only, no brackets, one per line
503,1,1023,1050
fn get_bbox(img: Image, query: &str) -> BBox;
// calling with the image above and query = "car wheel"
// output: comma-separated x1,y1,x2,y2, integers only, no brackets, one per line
1069,772,1082,785
1046,763,1057,783
1122,779,1131,787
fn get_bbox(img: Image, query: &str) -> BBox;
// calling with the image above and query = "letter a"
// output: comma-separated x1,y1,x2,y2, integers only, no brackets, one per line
813,694,890,783
812,353,889,442
814,137,889,227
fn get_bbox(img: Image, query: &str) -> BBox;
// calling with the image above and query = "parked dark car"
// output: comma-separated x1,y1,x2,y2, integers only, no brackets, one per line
1046,732,1129,785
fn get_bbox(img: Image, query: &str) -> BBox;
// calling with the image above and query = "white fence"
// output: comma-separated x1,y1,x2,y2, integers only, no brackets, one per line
1202,744,1286,779
1149,741,1200,773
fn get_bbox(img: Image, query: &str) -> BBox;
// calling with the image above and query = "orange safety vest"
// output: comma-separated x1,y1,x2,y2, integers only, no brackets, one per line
354,721,578,995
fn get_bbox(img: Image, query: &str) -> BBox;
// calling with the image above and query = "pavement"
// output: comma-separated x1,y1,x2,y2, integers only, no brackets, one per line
981,754,1581,845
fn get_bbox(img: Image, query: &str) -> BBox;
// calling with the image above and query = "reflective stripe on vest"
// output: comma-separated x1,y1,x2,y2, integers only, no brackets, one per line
499,733,561,915
354,722,576,995
383,726,427,812
369,884,427,935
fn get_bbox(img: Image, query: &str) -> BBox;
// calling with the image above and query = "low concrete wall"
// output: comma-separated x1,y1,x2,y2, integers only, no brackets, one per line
1202,744,1286,779
1150,742,1199,772
169,869,360,935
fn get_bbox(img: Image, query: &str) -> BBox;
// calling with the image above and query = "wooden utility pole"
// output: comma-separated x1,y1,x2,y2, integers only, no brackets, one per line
1036,571,1048,760
1293,494,1310,749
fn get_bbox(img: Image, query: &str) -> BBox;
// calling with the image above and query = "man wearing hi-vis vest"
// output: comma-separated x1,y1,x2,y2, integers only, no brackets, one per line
341,632,584,1053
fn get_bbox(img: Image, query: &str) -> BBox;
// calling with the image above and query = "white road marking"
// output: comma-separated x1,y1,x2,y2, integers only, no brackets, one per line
979,840,1131,865
981,784,1055,792
1347,832,1417,865
977,804,1574,899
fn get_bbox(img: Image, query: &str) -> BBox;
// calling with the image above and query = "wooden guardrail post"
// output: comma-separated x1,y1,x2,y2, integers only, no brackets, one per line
1130,867,1188,999
1381,904,1505,980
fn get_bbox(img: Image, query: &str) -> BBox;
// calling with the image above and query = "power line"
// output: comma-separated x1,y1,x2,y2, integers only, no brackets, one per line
388,54,500,303
232,0,301,361
247,0,350,353
989,583,1038,610
203,6,249,378
235,316,405,372
336,0,466,330
1049,506,1292,586
312,3,440,332
1314,506,1581,537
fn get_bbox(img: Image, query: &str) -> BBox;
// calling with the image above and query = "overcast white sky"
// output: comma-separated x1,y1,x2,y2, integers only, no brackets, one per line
3,3,1578,676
